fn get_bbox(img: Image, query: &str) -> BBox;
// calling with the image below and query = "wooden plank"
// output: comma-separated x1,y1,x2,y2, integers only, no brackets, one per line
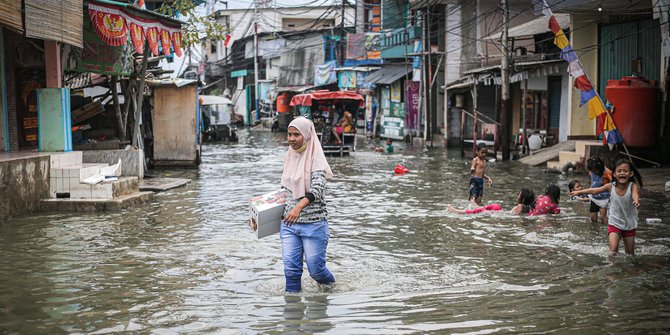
518,140,576,166
72,100,104,124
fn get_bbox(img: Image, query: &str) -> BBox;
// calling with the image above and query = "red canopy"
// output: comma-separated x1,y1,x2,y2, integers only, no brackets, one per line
289,90,364,107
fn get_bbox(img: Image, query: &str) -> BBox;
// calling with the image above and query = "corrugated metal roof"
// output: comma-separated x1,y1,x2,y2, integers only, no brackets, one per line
365,65,411,85
485,13,570,40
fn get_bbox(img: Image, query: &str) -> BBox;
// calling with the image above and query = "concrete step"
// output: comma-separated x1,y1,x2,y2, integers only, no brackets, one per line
575,140,603,157
70,177,139,200
559,151,583,164
50,163,108,198
547,160,564,172
40,191,153,212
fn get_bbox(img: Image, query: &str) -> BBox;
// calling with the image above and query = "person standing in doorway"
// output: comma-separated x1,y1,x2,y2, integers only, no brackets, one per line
281,117,336,292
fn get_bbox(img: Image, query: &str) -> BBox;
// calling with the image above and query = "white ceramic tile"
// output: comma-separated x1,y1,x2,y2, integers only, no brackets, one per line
49,178,57,198
70,183,92,199
49,155,61,169
69,177,81,188
73,151,83,165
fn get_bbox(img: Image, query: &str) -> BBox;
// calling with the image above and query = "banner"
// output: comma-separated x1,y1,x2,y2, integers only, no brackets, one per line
88,2,182,57
405,80,420,130
314,61,337,86
64,18,133,76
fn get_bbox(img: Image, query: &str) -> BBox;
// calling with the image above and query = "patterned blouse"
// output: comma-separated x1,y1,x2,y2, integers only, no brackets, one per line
528,195,561,216
282,170,328,223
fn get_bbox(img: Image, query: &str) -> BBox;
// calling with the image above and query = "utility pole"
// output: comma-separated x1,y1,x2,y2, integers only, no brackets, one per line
500,0,511,160
339,0,346,66
253,0,260,123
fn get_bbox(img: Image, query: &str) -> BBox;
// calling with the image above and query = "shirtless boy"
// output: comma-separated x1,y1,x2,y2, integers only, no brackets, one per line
469,143,493,206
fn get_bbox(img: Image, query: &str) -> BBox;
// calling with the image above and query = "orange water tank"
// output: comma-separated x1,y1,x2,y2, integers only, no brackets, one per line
277,93,290,113
605,76,660,147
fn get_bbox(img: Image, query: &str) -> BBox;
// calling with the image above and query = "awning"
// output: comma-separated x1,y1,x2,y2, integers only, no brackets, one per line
199,95,233,106
0,1,24,32
86,0,184,56
365,65,411,85
290,90,364,107
25,0,83,48
485,13,570,40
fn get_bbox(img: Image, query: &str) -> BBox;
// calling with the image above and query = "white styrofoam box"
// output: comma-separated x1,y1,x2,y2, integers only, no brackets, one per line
249,190,287,239
90,183,113,199
70,183,92,199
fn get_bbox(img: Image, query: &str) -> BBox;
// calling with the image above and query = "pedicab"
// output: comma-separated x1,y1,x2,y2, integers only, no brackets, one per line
289,90,364,156
199,95,238,143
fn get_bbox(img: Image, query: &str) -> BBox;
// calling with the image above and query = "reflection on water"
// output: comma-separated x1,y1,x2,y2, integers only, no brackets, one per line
1,129,669,334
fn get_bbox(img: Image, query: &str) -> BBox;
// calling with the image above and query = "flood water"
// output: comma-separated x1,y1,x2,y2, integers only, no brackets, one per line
1,129,670,334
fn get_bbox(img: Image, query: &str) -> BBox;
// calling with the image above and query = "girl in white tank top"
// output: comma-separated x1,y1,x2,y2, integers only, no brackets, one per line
570,159,643,257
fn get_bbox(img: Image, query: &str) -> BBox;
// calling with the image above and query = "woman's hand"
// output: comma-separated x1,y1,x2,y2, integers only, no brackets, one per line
284,198,310,226
284,207,302,226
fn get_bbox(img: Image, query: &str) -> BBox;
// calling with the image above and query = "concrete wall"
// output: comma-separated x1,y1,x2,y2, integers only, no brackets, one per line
0,156,50,219
82,149,144,179
569,14,598,138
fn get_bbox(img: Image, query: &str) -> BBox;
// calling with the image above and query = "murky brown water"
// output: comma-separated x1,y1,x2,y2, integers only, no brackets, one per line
1,129,669,334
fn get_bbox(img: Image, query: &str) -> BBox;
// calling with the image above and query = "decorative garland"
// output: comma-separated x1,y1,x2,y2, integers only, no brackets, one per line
88,2,182,57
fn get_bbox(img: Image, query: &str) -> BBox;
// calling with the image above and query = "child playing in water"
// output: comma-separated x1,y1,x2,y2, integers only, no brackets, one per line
447,188,535,215
570,159,642,256
586,157,612,224
374,138,394,153
568,180,590,202
469,143,493,206
529,185,561,215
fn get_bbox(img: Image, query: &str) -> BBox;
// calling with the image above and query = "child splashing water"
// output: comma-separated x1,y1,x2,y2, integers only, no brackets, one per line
571,159,643,257
587,157,612,224
568,180,590,202
529,185,561,216
447,188,535,215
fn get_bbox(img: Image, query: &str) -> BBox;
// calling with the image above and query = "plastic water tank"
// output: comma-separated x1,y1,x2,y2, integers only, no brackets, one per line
276,93,290,113
605,76,659,147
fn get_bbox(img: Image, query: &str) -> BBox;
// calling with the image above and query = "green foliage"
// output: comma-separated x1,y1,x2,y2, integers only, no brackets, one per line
156,0,228,47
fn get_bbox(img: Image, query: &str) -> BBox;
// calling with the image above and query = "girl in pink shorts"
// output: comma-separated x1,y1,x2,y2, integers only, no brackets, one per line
571,159,643,256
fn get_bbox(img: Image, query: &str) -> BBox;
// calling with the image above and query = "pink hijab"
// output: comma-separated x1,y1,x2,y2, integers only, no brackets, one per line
281,117,333,199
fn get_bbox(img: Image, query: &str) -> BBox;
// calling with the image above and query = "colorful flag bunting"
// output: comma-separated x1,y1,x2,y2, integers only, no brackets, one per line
160,29,172,56
606,128,624,144
548,16,561,34
568,61,585,78
580,89,596,107
561,46,578,63
574,75,593,91
554,30,570,49
596,113,606,136
603,114,616,131
587,96,606,120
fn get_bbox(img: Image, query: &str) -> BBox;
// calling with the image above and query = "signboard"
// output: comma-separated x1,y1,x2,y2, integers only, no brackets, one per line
405,80,420,130
231,69,249,78
391,81,401,102
380,116,405,140
64,19,132,76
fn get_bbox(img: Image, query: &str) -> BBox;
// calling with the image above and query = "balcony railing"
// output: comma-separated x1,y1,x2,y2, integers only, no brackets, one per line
380,26,421,59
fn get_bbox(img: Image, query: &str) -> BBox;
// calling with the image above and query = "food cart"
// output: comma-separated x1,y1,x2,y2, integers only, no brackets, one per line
289,90,364,156
199,95,238,143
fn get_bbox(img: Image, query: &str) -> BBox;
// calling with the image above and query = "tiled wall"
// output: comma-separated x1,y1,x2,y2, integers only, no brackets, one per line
49,152,112,199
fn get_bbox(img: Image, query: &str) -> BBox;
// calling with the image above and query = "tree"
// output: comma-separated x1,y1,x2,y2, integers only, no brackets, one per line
155,0,229,47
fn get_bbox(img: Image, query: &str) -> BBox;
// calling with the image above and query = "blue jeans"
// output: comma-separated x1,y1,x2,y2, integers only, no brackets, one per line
280,220,335,292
